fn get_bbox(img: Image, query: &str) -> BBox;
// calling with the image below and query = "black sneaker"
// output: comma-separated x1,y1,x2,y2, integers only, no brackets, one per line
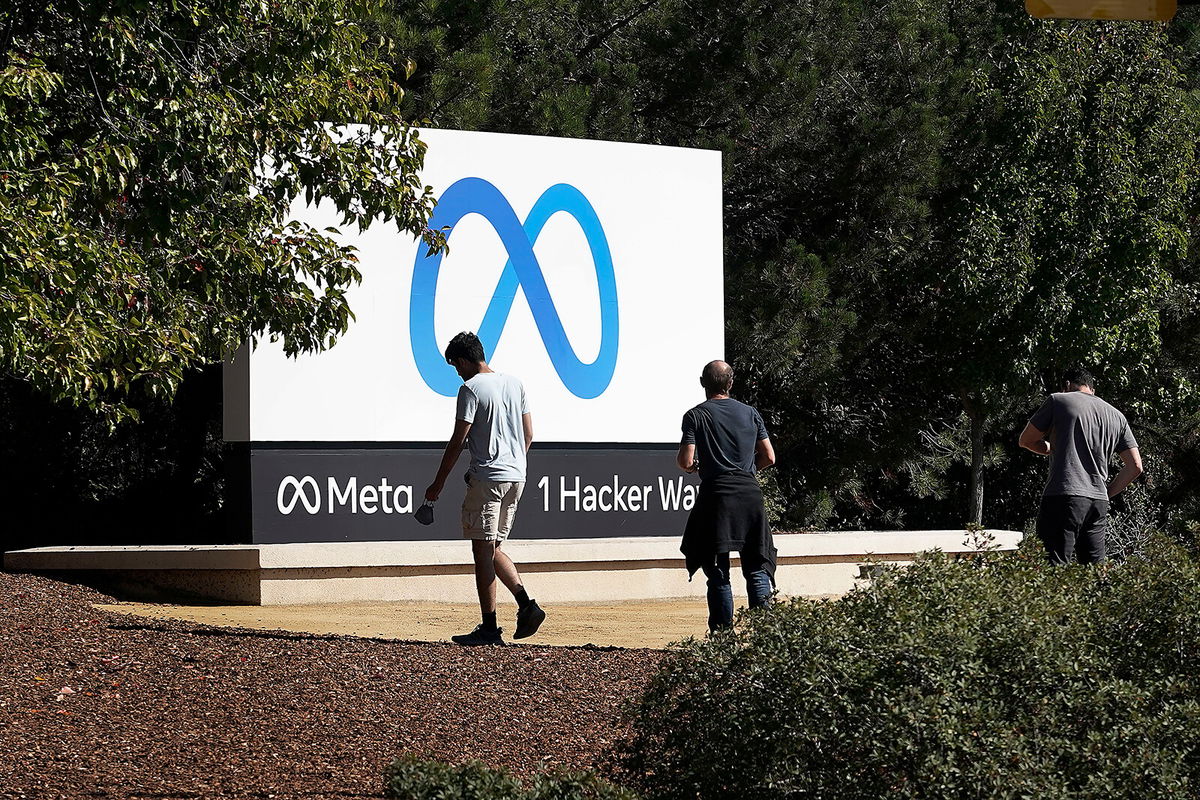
514,600,546,640
451,625,505,646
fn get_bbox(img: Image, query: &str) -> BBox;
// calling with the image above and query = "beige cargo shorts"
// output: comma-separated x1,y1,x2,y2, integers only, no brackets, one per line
462,476,525,541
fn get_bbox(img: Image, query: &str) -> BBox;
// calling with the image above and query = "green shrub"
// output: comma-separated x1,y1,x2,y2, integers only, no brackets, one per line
1107,487,1162,561
618,539,1200,800
383,756,637,800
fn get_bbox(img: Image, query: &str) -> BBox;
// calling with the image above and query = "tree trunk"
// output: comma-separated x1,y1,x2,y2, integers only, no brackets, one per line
962,392,986,526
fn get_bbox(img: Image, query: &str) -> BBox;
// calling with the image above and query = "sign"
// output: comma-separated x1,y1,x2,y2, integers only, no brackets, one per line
252,448,697,543
226,129,723,444
225,129,722,543
1025,0,1176,20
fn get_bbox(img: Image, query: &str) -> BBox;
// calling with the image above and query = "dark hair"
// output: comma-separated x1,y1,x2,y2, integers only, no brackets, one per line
701,360,734,393
445,331,485,365
1063,366,1095,389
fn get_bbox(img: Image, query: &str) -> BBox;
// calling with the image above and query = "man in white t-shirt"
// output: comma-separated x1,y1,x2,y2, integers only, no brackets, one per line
424,331,546,645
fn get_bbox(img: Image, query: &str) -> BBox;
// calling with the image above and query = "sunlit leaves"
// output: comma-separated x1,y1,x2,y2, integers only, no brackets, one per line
0,0,438,418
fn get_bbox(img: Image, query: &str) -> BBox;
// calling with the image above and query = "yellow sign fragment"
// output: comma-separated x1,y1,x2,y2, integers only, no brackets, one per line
1025,0,1176,20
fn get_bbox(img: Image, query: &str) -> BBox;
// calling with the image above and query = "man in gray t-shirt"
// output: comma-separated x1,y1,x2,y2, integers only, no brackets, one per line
1018,367,1143,564
457,370,528,482
424,331,546,645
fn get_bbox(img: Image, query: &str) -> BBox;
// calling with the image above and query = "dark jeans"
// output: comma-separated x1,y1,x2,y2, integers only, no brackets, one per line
701,552,773,631
1037,494,1109,565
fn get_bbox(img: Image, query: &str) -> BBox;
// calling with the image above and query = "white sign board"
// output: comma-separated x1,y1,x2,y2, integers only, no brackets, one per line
227,129,723,443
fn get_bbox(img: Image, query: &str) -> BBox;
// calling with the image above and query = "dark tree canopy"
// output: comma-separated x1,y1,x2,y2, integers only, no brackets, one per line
380,0,1200,531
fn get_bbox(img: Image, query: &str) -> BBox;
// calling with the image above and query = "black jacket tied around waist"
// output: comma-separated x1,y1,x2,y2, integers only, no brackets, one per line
681,469,777,580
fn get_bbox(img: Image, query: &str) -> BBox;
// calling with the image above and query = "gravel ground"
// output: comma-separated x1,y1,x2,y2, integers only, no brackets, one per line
0,571,662,799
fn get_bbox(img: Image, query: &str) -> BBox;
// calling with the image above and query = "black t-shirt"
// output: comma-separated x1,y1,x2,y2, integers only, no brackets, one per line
680,398,769,481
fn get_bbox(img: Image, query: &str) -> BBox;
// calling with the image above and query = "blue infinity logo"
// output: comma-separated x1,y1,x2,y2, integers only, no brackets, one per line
410,177,619,398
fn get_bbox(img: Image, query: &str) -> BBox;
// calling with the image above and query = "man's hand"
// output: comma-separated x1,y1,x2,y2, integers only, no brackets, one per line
1107,447,1143,498
755,437,776,471
677,443,697,473
1018,422,1051,456
427,419,471,504
523,412,534,453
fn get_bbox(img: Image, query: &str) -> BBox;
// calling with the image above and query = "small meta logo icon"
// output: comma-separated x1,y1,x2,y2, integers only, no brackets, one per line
410,177,619,399
277,475,320,515
276,475,416,515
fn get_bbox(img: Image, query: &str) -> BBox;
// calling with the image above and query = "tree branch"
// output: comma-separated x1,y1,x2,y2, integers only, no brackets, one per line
576,0,660,63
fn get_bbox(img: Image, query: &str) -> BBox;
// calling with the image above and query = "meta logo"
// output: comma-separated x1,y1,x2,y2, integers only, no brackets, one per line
276,475,415,515
410,177,619,399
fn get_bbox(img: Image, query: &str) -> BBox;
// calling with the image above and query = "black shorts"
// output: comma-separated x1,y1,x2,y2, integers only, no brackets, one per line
1036,495,1109,565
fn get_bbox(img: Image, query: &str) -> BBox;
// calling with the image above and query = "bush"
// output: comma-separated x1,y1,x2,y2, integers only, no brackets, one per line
618,540,1200,800
1107,487,1162,562
383,756,637,800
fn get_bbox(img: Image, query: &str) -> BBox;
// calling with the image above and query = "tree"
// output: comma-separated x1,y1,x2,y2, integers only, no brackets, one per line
378,0,1200,531
926,18,1200,523
0,0,439,417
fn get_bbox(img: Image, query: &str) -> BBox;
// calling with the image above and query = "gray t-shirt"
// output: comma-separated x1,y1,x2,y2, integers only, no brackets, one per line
457,372,529,482
1029,391,1138,501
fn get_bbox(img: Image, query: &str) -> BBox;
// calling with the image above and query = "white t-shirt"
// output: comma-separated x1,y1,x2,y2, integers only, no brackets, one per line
456,372,529,482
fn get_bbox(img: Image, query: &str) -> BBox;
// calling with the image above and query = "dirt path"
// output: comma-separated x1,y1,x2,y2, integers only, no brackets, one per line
95,597,717,649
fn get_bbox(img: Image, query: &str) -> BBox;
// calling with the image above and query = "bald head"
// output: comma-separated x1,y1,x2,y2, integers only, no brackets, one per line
700,360,734,396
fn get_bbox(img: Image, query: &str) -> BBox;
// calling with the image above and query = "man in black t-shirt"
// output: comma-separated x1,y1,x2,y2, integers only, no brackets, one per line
677,360,777,631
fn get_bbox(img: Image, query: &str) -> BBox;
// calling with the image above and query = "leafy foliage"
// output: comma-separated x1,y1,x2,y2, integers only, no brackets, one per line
383,756,637,800
0,369,231,555
1108,484,1163,561
0,0,438,417
619,542,1200,799
929,19,1200,521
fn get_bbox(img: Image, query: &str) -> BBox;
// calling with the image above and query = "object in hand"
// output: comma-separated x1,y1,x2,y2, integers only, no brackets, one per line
415,502,436,526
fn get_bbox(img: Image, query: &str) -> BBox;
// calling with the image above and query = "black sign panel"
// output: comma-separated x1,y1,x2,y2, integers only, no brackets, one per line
250,447,699,543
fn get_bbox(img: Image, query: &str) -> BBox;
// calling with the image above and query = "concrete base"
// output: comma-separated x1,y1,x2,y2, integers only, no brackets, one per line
4,530,1021,605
